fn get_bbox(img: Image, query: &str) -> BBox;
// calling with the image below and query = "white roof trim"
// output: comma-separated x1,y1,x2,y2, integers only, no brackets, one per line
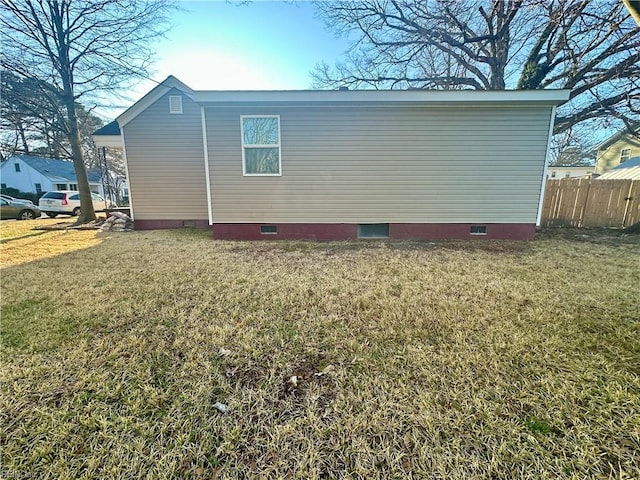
594,124,640,151
92,134,123,148
115,76,569,132
193,89,570,105
116,75,194,128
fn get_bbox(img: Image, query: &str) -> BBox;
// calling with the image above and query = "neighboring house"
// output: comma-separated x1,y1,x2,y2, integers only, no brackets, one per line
547,166,595,179
93,75,569,240
91,122,129,202
0,155,105,196
595,124,640,174
597,156,640,180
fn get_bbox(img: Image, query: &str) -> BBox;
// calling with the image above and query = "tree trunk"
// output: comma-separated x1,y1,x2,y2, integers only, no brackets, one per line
50,2,96,223
64,95,97,223
17,118,29,154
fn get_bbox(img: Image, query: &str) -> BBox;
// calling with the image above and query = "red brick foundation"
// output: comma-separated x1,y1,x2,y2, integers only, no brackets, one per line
212,223,536,240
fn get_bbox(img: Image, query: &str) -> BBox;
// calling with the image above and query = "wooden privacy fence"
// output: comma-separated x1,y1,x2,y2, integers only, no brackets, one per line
541,178,640,228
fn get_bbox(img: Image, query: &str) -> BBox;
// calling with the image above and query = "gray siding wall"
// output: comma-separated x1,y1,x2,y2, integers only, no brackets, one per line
124,92,208,220
206,103,552,223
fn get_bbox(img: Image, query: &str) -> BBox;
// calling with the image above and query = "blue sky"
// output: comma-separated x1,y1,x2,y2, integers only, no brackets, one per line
122,1,350,107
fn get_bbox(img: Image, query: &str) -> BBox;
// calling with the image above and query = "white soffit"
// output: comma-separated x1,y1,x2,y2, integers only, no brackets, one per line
92,135,123,148
193,89,571,105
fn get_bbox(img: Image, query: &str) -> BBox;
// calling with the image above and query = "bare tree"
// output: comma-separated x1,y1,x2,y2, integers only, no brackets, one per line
313,0,640,135
549,130,596,167
1,72,105,165
1,0,173,222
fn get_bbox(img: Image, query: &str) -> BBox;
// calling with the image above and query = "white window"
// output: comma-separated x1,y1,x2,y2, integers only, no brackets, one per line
241,115,281,176
169,95,183,114
620,148,631,163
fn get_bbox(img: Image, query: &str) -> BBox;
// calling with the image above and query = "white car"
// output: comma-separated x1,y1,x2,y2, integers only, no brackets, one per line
38,190,111,217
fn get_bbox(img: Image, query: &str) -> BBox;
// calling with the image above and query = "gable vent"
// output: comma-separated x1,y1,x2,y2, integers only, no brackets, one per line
169,95,183,114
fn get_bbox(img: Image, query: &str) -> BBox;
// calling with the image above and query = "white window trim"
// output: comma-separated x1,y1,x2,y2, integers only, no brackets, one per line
169,95,183,114
620,148,631,163
240,115,282,177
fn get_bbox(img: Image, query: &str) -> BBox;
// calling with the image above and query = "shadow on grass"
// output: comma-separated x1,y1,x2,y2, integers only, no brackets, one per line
0,230,50,244
536,227,640,246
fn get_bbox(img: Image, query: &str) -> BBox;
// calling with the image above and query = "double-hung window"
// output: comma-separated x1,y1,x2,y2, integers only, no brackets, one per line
241,115,281,176
620,148,631,164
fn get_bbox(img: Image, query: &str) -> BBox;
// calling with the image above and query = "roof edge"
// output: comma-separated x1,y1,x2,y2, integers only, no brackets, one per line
192,89,571,105
116,75,194,128
594,122,640,151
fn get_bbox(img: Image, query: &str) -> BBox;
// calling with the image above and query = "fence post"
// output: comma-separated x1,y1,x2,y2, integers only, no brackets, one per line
622,181,635,228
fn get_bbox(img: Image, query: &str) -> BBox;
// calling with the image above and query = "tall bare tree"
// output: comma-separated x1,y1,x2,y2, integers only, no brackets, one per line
1,0,173,222
1,71,103,163
313,0,640,136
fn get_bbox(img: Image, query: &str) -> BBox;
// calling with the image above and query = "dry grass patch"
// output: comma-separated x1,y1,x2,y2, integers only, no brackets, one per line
1,228,639,479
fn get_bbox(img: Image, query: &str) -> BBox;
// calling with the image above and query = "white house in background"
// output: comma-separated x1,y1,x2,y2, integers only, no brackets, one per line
93,75,570,240
546,165,595,179
0,155,105,196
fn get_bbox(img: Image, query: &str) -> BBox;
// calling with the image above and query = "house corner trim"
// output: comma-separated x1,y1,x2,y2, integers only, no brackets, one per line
120,127,135,221
201,106,213,225
536,106,556,227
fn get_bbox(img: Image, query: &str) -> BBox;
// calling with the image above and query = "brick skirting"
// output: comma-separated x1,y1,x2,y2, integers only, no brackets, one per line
212,223,536,240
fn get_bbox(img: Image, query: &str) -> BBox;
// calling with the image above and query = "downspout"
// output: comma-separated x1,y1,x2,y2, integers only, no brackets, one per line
536,106,557,227
201,106,213,226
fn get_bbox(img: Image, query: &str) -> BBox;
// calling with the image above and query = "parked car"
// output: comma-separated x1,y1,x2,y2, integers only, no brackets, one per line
0,194,35,205
38,190,112,217
0,197,41,220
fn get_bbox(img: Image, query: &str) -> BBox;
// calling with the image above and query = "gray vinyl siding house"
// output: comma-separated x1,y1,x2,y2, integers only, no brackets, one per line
94,76,569,240
122,92,208,222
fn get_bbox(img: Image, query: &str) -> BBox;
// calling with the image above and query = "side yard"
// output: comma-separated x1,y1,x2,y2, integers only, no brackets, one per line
1,225,639,479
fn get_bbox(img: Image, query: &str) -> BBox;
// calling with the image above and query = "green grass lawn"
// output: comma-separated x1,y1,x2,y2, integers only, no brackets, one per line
1,227,639,479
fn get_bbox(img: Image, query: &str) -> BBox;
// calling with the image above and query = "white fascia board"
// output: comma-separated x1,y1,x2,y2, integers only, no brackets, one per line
116,75,194,128
193,89,571,105
92,135,123,148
